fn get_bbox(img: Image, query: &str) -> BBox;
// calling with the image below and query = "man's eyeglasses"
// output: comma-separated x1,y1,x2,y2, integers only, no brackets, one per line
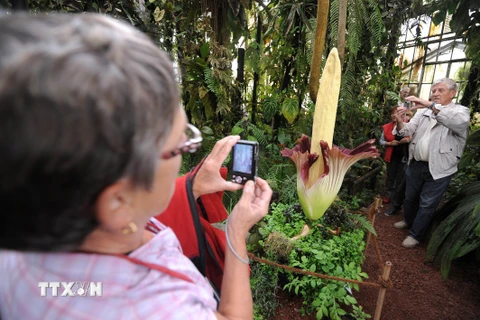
161,123,203,159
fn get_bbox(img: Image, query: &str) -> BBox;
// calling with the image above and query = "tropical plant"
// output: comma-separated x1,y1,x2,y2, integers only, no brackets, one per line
281,49,379,220
426,129,480,279
255,202,370,319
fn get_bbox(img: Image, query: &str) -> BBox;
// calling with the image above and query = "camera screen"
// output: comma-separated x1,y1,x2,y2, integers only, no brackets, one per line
233,144,253,174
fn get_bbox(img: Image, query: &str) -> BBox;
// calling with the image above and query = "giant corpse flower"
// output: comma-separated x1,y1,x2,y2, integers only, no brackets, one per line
281,136,378,220
281,48,379,220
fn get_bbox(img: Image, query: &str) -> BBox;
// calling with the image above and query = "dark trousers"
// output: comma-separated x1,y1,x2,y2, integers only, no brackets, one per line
386,156,406,199
390,166,407,210
403,161,452,240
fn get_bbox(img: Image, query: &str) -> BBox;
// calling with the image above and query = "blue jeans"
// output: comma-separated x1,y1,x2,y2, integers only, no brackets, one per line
403,160,452,241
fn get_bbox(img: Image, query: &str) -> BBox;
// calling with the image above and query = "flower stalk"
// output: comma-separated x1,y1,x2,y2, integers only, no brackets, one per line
281,49,378,220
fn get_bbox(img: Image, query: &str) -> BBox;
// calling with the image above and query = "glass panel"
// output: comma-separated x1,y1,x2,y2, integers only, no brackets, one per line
425,42,439,63
449,62,468,81
409,83,420,96
400,68,410,82
437,40,454,62
420,17,432,38
397,49,407,68
403,46,415,67
419,84,431,100
413,45,425,63
423,64,435,83
405,19,418,41
434,63,449,79
443,15,452,33
411,62,423,83
451,41,467,60
428,19,443,36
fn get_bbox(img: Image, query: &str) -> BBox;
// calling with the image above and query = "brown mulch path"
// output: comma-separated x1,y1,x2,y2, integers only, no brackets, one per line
271,205,480,320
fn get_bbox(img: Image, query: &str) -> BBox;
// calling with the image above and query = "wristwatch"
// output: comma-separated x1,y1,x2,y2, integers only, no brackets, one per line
428,102,435,110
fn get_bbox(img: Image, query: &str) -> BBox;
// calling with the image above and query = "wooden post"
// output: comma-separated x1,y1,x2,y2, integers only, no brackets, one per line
374,261,392,320
364,197,381,256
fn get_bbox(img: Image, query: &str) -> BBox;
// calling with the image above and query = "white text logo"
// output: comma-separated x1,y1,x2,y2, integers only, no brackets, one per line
38,282,102,297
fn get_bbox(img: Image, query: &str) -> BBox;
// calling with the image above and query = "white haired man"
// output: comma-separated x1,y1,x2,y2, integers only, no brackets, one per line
392,78,470,248
399,86,412,109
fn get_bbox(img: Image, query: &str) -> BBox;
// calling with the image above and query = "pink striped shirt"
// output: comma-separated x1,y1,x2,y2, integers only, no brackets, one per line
0,219,217,319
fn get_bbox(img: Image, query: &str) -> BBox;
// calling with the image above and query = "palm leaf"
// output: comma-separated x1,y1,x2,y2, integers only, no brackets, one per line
439,205,480,279
426,194,480,260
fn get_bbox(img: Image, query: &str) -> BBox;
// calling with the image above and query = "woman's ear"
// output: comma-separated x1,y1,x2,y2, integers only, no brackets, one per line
94,179,134,233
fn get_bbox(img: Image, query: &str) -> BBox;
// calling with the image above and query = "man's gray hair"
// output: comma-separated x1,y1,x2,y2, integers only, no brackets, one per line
432,78,458,91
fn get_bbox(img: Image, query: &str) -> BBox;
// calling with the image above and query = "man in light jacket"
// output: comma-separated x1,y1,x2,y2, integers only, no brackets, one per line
392,78,470,248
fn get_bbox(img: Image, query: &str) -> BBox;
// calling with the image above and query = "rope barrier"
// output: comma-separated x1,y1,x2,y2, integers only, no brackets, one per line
248,253,392,289
247,197,394,291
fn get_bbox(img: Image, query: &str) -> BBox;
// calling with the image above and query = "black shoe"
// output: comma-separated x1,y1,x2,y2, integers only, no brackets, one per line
385,207,400,216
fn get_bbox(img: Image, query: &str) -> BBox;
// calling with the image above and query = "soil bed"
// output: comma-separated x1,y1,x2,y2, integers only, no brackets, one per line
271,206,480,320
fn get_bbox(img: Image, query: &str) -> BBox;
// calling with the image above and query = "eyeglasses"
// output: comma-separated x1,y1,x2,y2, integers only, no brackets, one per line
161,123,203,159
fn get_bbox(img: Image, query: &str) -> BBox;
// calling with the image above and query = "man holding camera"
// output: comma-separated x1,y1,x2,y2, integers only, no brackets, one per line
392,78,470,248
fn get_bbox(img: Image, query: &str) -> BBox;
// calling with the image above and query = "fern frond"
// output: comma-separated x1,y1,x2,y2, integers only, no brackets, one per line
328,0,339,48
346,1,362,57
204,68,218,95
350,213,377,236
305,18,316,64
340,56,356,108
249,124,269,146
366,0,385,46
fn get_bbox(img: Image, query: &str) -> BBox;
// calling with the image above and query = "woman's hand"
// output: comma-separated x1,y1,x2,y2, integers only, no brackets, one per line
389,140,399,146
228,178,272,237
192,136,244,199
399,137,410,144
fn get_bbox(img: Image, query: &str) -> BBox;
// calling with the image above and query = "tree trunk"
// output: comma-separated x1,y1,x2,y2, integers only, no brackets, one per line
251,14,262,125
309,0,330,102
337,0,347,66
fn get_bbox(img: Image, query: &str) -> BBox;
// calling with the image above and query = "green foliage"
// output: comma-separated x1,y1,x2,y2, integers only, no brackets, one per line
251,262,279,320
427,129,480,279
281,97,299,124
427,0,480,64
253,203,370,319
426,181,480,279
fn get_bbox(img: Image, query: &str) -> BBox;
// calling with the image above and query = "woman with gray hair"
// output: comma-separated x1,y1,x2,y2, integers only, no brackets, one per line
0,13,272,319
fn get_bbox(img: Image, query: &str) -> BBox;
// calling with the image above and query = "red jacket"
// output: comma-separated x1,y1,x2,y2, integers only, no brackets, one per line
154,167,228,292
382,121,396,163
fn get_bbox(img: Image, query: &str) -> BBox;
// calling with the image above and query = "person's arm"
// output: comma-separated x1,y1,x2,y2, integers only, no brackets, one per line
215,178,271,320
404,95,432,109
394,105,421,136
435,105,470,136
188,136,272,319
379,132,386,146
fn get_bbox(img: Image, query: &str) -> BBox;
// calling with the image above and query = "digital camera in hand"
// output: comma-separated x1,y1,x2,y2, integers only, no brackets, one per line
231,140,259,185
